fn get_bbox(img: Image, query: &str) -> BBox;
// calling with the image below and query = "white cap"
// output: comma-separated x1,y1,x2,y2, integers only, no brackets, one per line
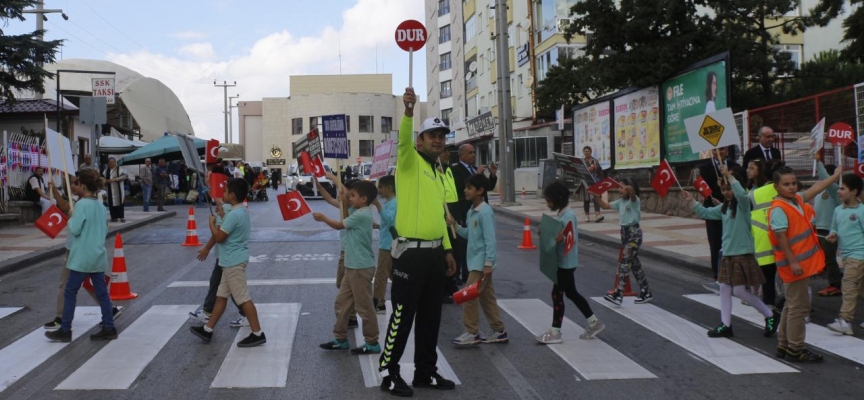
418,117,450,137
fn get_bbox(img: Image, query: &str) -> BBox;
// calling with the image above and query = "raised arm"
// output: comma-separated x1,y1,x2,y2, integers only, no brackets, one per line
802,166,842,202
397,88,417,172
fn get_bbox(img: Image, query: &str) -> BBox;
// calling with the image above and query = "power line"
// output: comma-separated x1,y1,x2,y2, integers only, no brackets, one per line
78,0,149,50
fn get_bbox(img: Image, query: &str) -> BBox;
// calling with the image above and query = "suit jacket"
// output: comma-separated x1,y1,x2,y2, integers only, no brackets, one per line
698,158,739,207
742,145,782,168
450,162,497,223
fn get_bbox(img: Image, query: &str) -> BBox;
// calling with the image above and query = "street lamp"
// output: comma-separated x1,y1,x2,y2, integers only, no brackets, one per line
214,80,237,143
229,94,240,144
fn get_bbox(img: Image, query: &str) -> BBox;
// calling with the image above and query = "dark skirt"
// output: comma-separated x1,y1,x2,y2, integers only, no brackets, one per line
718,254,766,287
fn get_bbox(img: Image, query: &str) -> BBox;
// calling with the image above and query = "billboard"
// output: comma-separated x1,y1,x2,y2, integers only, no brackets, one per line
322,114,349,159
573,101,612,169
662,56,729,163
612,87,661,169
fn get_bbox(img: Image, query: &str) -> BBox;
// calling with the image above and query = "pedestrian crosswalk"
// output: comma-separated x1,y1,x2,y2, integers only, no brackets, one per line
0,307,23,321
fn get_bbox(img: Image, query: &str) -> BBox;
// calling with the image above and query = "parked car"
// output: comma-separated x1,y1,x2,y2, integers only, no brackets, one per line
352,162,374,183
291,162,337,199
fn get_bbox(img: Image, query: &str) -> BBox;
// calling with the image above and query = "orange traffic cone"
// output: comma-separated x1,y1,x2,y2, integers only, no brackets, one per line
607,248,638,296
517,218,537,250
181,206,203,247
109,233,138,301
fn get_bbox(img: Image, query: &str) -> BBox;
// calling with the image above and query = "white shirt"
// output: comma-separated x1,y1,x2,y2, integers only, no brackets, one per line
759,144,773,160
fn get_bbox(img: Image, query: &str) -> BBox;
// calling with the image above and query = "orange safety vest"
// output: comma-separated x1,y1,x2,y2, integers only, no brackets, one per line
767,195,824,283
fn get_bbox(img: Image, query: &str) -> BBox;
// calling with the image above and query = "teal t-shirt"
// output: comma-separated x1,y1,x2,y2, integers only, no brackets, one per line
66,197,108,273
214,203,232,258
379,198,397,250
692,179,754,255
830,203,864,261
343,206,375,269
769,196,804,232
611,197,641,226
456,202,497,271
217,206,250,268
339,207,356,251
814,162,839,231
554,208,579,269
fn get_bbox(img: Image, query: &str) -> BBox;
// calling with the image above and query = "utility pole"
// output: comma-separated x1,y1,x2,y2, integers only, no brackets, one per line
23,1,68,100
214,80,236,143
229,94,240,144
494,0,516,205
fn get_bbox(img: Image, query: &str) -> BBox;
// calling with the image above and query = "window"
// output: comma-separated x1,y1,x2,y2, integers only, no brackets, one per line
359,140,374,157
381,116,393,133
438,0,450,16
440,80,452,99
309,116,321,131
775,44,802,71
465,15,477,41
359,115,374,133
467,95,478,117
439,25,451,44
440,52,452,71
292,118,303,135
508,23,514,47
441,108,453,126
515,137,549,168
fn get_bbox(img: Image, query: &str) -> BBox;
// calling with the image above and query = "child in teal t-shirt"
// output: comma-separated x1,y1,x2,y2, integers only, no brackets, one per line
826,174,864,335
372,175,397,313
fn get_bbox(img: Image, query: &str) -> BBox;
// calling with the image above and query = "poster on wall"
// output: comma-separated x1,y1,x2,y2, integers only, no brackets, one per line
573,101,612,169
612,87,661,169
662,57,729,163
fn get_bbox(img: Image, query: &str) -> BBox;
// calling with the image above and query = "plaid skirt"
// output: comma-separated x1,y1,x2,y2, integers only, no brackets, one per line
718,254,766,287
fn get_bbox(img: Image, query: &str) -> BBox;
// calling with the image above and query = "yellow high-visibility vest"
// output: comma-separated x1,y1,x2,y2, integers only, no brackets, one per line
750,182,778,266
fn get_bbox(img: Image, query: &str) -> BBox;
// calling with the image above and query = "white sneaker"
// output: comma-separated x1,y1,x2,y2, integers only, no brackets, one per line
827,318,854,335
188,309,210,323
579,321,605,340
535,329,562,344
482,330,509,344
452,332,482,346
229,316,249,328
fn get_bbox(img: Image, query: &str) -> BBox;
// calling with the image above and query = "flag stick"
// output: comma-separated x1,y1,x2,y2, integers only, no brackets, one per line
56,126,73,213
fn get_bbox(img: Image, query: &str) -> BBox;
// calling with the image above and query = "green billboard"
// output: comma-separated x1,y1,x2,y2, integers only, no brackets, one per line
662,59,728,163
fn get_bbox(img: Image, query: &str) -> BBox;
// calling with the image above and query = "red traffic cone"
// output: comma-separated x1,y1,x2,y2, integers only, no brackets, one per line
607,248,639,296
517,218,537,250
181,206,203,247
109,233,138,301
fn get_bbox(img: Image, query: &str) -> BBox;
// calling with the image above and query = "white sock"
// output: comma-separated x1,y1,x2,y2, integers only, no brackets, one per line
203,325,213,333
253,330,263,336
732,285,773,318
719,283,733,326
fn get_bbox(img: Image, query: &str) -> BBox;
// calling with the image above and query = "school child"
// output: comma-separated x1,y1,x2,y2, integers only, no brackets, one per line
535,181,605,344
372,175,396,314
825,173,864,335
813,156,841,297
594,178,653,305
316,172,360,328
449,174,508,345
682,166,779,338
769,166,840,362
313,180,381,354
189,178,266,348
45,169,118,342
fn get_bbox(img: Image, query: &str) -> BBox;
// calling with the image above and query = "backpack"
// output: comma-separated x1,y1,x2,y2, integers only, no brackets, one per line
23,173,42,202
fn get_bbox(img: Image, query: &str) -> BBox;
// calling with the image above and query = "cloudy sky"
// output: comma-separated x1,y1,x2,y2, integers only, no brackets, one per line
6,0,428,141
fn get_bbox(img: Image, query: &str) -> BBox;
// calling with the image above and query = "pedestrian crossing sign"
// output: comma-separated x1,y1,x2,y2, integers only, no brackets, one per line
698,115,724,146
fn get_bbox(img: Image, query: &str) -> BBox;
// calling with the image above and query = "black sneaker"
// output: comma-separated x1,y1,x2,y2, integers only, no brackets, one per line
412,371,455,390
785,348,824,363
707,324,734,338
350,342,381,355
380,374,413,397
376,303,387,314
90,327,118,341
776,346,787,358
347,318,359,329
237,332,266,348
43,317,62,331
190,326,213,343
603,291,623,306
319,338,349,350
764,310,780,337
634,289,653,304
45,329,72,342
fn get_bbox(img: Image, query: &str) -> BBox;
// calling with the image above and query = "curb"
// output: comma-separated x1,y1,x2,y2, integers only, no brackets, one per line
492,206,712,277
0,211,177,277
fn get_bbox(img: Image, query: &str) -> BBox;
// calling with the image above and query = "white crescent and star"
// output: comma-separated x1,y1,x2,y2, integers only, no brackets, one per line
659,170,671,185
209,146,218,159
49,213,62,225
288,198,302,212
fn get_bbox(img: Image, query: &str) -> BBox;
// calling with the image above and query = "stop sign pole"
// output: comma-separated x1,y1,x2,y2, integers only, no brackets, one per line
395,20,428,109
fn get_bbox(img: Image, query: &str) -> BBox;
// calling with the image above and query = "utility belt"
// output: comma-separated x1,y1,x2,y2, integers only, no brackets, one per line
390,235,443,259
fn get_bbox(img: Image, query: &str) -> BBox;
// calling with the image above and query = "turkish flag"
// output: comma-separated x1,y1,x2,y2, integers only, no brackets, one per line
277,190,312,221
586,177,620,195
34,205,67,239
299,151,314,175
209,172,229,199
206,139,220,164
694,176,713,198
650,160,676,198
562,221,575,256
855,160,864,178
311,156,326,178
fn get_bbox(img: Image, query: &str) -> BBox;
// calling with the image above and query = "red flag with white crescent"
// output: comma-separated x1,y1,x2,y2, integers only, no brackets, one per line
206,139,220,164
562,221,575,255
855,160,864,178
277,190,312,221
299,151,314,176
587,177,620,195
311,156,326,178
694,176,713,198
34,205,67,239
209,172,229,199
650,159,676,198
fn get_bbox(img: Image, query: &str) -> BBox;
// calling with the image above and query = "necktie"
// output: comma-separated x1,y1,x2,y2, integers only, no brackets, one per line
764,149,771,160
469,165,476,175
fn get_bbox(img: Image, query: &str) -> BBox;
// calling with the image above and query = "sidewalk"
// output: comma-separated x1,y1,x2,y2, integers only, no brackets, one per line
488,193,712,275
0,208,177,277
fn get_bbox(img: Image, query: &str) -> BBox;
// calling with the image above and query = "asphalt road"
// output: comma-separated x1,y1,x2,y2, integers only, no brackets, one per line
1,189,863,400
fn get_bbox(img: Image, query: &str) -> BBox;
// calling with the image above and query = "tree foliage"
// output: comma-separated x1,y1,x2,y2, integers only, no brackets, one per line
779,49,864,100
842,0,864,63
0,0,63,102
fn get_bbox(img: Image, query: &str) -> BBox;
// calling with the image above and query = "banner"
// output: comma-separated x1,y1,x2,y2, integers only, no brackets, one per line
662,59,728,163
370,140,394,179
573,101,612,169
683,108,740,153
322,115,349,159
292,129,322,159
44,128,76,174
613,87,660,169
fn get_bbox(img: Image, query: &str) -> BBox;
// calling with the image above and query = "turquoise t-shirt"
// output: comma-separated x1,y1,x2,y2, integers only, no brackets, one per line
554,208,578,269
339,207,356,251
214,203,232,258
830,203,864,261
769,196,804,232
611,197,641,226
692,179,754,255
343,206,375,269
217,206,250,268
814,162,840,231
456,202,497,271
379,198,397,251
66,197,108,273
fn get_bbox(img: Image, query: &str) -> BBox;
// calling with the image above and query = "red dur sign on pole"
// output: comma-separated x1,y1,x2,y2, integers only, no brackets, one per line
395,19,427,109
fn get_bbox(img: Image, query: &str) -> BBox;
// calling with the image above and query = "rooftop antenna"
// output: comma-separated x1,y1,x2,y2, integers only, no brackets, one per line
338,35,343,75
375,39,379,74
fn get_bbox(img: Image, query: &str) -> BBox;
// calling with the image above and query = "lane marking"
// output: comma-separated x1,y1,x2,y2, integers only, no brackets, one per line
685,293,864,366
592,297,797,375
211,303,301,388
0,307,102,393
0,307,23,321
55,305,194,390
499,298,656,380
168,278,336,287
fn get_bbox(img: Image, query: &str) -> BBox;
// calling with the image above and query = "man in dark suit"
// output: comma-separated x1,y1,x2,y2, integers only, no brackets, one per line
698,145,739,293
450,144,498,282
742,126,782,168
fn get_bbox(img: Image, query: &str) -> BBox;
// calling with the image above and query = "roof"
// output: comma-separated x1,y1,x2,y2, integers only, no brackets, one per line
0,99,79,115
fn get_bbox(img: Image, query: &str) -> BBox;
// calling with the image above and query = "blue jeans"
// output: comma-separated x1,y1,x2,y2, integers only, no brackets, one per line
142,184,152,211
61,269,114,332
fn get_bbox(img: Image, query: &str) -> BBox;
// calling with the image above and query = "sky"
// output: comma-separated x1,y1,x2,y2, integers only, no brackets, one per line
5,0,428,142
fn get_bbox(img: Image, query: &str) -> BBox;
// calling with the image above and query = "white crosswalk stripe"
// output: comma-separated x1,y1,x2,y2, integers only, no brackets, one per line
592,297,798,375
685,293,864,366
0,307,23,321
168,278,336,287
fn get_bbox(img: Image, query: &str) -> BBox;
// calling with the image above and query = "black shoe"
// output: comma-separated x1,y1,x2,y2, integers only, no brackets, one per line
603,291,623,306
707,324,734,338
413,371,455,390
442,295,454,304
776,346,787,358
45,329,72,342
190,325,212,343
43,317,62,331
764,310,780,337
237,332,266,348
785,348,824,363
634,289,653,304
90,327,118,341
347,318,359,329
376,304,387,314
380,374,413,397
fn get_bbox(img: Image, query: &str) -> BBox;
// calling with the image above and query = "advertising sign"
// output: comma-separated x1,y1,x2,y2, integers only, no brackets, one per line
662,58,728,163
322,114,349,159
809,118,826,157
467,111,495,138
612,87,661,169
92,78,115,105
292,129,322,159
573,101,612,169
370,140,394,179
683,108,740,153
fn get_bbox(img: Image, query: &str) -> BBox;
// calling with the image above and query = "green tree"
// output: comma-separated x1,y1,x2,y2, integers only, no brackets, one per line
534,56,605,117
779,49,864,100
842,0,864,63
0,1,63,102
